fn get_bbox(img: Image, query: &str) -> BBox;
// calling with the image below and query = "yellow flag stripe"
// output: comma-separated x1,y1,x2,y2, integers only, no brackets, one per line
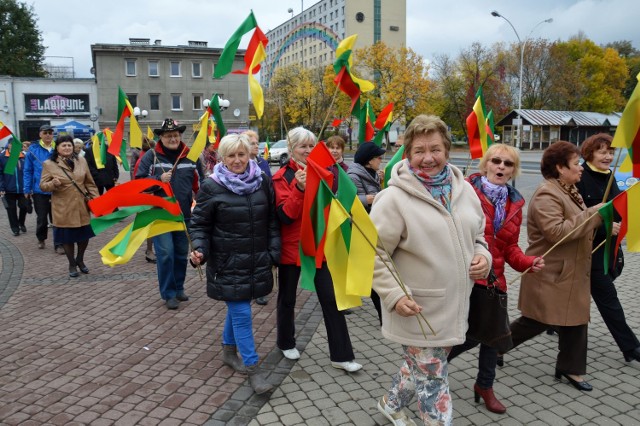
346,199,378,297
627,183,640,252
612,72,640,149
473,96,488,154
125,99,142,148
91,134,105,169
249,42,266,119
187,111,210,162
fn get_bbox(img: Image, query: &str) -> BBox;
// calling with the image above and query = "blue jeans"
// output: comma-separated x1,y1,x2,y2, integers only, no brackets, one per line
223,301,258,367
153,230,188,300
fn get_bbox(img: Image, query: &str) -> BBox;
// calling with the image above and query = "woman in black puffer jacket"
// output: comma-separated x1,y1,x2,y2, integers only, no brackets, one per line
190,133,280,395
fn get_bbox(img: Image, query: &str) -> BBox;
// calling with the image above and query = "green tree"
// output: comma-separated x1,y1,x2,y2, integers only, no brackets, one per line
0,0,46,77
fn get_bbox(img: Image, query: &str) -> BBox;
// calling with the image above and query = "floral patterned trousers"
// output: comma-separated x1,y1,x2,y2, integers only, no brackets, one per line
386,346,452,426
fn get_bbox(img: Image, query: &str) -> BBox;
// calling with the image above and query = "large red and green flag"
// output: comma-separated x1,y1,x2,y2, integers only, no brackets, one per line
466,86,489,159
612,72,640,178
599,182,640,271
332,34,374,114
231,25,268,119
214,11,258,78
324,167,379,310
299,157,335,290
109,87,142,157
383,145,406,188
88,179,182,217
358,100,376,143
0,121,22,175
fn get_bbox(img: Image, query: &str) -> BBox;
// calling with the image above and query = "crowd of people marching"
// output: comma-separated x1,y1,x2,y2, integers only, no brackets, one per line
1,115,638,425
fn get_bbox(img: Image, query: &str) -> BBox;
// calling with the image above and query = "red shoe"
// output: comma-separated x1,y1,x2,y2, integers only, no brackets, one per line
473,384,506,414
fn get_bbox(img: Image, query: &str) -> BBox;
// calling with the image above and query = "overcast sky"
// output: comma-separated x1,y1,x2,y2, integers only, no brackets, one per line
31,0,639,78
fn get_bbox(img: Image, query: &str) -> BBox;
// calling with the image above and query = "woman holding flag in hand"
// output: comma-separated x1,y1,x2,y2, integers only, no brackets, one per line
272,126,362,372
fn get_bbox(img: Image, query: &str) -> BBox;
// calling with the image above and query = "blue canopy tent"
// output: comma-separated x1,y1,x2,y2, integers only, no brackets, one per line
54,120,95,141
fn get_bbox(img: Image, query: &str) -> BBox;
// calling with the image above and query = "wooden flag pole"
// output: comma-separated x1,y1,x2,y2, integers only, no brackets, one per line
317,81,342,142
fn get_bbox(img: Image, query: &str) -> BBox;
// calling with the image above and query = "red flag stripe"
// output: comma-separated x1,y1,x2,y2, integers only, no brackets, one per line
88,179,181,217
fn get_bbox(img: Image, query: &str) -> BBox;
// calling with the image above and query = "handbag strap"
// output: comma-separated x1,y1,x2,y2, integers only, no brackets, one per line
57,162,90,199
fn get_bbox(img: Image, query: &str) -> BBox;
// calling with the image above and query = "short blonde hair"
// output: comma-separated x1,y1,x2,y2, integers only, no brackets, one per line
287,127,316,152
243,130,259,142
478,144,522,177
218,134,251,159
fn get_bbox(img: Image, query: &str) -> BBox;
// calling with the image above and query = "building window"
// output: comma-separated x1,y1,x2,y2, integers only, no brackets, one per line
125,59,136,76
171,94,182,110
193,94,203,110
149,94,160,111
170,61,181,77
192,62,202,78
127,94,138,108
149,61,159,77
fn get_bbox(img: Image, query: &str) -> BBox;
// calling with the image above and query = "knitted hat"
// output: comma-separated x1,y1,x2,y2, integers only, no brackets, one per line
354,142,386,165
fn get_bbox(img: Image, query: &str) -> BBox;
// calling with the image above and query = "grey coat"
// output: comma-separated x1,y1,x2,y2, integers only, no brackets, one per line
347,162,381,211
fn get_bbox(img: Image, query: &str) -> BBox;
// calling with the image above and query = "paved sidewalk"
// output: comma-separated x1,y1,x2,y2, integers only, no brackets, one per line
1,205,640,425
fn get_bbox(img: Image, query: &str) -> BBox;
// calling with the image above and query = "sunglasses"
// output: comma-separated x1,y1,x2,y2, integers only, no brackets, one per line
490,157,515,168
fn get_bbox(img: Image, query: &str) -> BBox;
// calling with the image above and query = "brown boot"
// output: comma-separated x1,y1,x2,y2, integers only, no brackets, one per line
246,364,273,395
222,345,247,373
474,384,506,414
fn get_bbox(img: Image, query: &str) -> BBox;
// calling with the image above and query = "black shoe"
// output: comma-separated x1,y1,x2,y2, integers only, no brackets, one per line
555,370,593,391
11,229,19,236
76,261,89,274
496,355,504,367
19,225,27,233
176,292,189,302
166,298,179,310
623,347,640,362
255,296,268,305
546,328,556,335
69,267,79,278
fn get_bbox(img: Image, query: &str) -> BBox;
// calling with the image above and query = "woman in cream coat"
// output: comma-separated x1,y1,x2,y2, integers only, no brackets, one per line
370,115,491,426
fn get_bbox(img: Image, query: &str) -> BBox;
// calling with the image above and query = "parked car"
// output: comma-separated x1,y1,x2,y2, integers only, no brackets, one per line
615,149,638,190
258,142,267,157
268,140,289,165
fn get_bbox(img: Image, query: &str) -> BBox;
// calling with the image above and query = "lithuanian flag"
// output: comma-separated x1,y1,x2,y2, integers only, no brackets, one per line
466,86,489,159
612,72,640,178
109,87,142,157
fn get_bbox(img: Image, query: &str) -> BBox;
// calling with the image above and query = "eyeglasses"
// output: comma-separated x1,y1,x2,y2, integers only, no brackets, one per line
490,157,515,168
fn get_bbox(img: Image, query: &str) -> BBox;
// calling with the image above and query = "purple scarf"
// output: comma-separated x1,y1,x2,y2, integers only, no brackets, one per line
211,160,262,195
480,176,508,232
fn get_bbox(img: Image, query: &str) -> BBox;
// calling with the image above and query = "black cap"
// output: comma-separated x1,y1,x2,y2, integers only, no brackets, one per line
39,124,54,132
354,142,386,165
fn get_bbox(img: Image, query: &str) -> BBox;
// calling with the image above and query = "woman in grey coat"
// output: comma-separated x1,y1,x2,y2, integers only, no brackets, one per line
347,142,386,212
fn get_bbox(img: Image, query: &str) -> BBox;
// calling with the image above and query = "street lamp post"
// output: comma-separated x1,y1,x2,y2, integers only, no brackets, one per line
491,11,552,150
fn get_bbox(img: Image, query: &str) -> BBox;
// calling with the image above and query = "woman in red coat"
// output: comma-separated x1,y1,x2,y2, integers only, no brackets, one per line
448,144,544,414
272,127,362,372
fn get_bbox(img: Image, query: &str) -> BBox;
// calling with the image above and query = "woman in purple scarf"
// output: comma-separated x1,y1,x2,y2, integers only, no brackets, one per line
189,134,280,395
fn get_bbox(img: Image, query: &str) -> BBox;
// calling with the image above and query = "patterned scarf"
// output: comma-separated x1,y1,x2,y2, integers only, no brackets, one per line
556,179,584,208
409,162,453,212
211,160,263,195
480,176,508,232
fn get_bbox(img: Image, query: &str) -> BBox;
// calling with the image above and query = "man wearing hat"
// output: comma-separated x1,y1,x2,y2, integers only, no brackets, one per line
24,124,63,252
136,118,200,310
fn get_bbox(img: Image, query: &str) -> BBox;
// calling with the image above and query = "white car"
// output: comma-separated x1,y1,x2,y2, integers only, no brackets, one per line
268,140,289,165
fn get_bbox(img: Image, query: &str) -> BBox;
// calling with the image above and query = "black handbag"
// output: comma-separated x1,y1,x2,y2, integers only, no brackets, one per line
610,249,624,279
465,269,514,353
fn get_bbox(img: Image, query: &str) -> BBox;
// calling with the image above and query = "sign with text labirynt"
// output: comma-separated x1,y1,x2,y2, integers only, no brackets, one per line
24,94,91,116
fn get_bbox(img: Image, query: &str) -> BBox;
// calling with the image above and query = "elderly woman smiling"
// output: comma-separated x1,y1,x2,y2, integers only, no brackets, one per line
370,115,491,425
189,133,280,395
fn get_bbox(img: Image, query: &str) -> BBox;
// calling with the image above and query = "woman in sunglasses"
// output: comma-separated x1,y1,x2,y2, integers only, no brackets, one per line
447,144,544,414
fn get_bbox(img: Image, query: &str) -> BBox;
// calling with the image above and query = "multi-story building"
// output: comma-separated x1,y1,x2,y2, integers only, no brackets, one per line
263,0,406,86
91,39,248,141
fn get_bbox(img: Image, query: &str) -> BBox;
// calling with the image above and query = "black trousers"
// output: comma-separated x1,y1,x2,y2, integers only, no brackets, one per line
591,269,640,353
3,193,27,231
510,316,588,375
277,263,355,362
32,193,52,243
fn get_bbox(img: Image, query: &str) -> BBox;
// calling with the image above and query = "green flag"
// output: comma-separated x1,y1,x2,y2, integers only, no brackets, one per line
214,11,258,78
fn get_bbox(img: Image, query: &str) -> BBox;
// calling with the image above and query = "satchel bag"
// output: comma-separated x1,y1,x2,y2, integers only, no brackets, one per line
465,269,514,353
610,249,624,280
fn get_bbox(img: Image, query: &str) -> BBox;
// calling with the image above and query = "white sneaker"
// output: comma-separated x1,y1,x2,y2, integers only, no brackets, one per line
377,396,417,426
331,360,363,372
282,348,300,360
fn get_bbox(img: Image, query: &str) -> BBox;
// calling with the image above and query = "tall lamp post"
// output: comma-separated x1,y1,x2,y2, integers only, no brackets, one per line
491,11,552,150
